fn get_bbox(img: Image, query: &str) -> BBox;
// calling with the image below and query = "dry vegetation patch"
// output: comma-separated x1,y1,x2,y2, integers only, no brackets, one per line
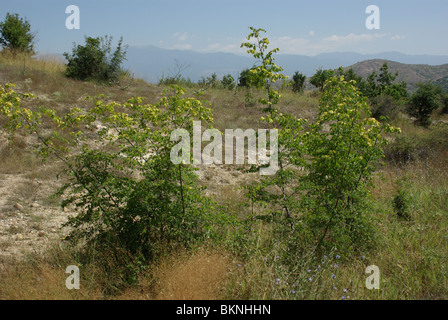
152,248,233,300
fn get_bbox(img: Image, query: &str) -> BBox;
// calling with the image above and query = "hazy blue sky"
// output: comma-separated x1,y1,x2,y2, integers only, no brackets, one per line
1,0,447,56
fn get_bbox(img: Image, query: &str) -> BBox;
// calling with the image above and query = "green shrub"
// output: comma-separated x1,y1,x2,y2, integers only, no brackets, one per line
406,83,441,127
0,13,35,54
240,29,399,255
291,71,306,93
221,74,235,90
384,125,448,165
393,189,412,221
63,35,127,83
198,72,219,88
370,94,400,121
298,76,398,253
384,135,421,164
238,68,264,88
246,75,398,256
310,68,334,91
440,93,448,114
0,84,229,268
362,63,408,103
240,27,288,111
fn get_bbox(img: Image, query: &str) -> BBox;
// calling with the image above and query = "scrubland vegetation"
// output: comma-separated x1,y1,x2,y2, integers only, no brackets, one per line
0,21,447,300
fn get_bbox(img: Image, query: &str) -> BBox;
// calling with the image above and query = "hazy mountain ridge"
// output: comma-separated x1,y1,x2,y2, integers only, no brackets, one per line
122,45,448,87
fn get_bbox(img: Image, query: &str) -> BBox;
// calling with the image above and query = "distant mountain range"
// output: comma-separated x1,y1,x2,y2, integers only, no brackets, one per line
122,45,448,89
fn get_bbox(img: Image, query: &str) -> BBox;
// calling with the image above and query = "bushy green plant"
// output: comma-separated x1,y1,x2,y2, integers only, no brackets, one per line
239,27,302,239
310,68,334,91
291,71,306,93
298,75,399,253
239,28,400,257
341,68,363,84
240,27,289,111
249,78,399,254
336,65,408,122
406,82,441,127
0,83,230,266
363,63,408,103
370,94,400,121
441,93,448,114
0,13,35,54
407,83,440,127
63,35,127,83
238,68,265,88
384,124,448,165
237,67,265,107
393,189,412,220
221,74,235,90
198,72,219,89
384,135,420,165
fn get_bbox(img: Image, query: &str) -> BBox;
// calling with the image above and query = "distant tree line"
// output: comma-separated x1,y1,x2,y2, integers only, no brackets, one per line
307,63,448,127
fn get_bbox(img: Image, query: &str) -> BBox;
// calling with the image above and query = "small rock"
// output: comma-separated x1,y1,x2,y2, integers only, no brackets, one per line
16,234,23,240
14,203,24,211
0,206,14,213
38,231,47,237
30,203,40,208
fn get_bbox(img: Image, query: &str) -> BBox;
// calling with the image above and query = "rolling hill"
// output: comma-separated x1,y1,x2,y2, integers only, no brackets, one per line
346,59,448,93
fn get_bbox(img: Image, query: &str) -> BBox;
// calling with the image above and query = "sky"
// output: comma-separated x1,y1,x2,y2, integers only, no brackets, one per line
1,0,447,56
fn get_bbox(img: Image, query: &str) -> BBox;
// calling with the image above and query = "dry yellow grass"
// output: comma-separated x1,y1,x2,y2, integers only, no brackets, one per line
0,259,102,300
152,248,233,300
0,50,65,74
114,247,237,300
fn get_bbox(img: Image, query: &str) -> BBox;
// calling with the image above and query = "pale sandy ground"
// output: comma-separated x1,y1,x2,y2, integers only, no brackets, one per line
0,158,255,261
0,172,74,260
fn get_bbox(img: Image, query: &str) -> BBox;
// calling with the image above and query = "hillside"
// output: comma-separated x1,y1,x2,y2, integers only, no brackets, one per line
347,59,448,93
